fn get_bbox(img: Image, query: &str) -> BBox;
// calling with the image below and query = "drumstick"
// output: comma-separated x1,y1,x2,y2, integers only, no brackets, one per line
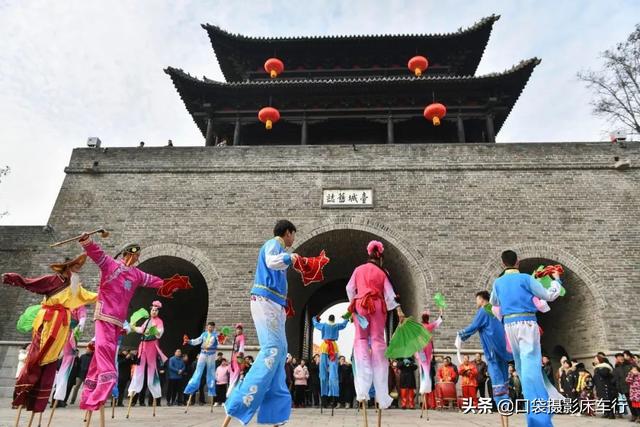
50,229,109,248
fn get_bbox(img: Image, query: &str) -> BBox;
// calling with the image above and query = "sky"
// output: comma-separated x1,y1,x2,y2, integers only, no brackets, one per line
0,0,639,225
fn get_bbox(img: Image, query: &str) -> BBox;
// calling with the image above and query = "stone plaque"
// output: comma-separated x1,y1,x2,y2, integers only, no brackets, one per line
322,189,373,208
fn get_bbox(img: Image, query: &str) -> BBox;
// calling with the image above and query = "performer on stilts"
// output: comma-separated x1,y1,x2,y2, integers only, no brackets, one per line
127,300,166,416
456,290,512,427
313,314,348,410
489,250,562,427
2,254,97,423
52,305,88,407
77,233,188,423
346,240,405,425
183,321,220,406
415,308,443,411
222,220,300,427
226,323,246,398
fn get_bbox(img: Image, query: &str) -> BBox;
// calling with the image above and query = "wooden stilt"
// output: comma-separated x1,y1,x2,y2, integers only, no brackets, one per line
152,398,156,417
111,397,115,419
320,396,323,414
331,397,334,417
14,405,23,427
184,394,192,414
83,410,88,422
376,403,381,427
221,415,232,427
47,400,58,427
126,393,135,419
37,411,43,427
210,396,214,413
84,410,92,427
27,411,36,427
99,406,105,427
362,401,368,427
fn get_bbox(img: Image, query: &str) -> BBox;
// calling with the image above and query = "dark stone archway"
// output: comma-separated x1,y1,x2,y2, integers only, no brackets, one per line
122,256,208,360
287,229,418,358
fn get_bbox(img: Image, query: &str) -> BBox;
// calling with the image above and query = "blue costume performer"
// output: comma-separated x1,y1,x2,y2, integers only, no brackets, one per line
313,314,348,402
457,291,512,427
184,322,219,399
223,220,299,427
489,250,562,427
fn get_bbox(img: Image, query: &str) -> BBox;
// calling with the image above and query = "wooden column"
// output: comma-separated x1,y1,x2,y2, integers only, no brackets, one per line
233,116,241,146
486,114,495,143
301,116,308,145
457,115,466,143
387,115,394,144
205,117,215,146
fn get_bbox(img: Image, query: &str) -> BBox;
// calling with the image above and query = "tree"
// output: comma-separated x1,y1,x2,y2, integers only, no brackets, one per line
578,24,640,135
0,166,9,218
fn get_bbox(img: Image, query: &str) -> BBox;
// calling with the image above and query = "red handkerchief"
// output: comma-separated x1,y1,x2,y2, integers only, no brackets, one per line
157,274,192,298
293,250,330,286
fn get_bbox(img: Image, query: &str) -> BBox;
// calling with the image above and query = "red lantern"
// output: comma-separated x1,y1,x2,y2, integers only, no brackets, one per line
408,55,429,77
264,58,284,78
423,103,447,126
258,107,280,130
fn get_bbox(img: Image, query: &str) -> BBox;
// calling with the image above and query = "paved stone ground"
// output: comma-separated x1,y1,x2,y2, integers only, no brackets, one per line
0,400,629,427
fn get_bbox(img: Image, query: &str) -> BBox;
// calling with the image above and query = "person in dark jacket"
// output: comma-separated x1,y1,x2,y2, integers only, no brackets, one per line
542,355,555,387
387,360,401,409
167,349,185,406
337,356,354,408
399,357,417,409
560,359,578,400
308,354,321,407
116,350,134,406
593,355,616,419
474,353,488,398
613,352,633,417
180,354,192,405
69,344,94,405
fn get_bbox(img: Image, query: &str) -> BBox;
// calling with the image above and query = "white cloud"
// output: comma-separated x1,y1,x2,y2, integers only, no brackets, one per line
1,0,638,224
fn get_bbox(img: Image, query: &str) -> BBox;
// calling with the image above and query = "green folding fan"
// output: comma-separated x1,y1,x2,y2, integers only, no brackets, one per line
385,317,432,358
16,304,41,334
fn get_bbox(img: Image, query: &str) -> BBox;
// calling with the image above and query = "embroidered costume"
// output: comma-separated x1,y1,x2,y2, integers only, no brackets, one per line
312,317,348,398
225,235,294,425
78,239,165,411
52,305,88,402
415,312,442,395
227,324,246,397
184,329,219,397
3,255,97,413
490,268,562,427
128,301,167,400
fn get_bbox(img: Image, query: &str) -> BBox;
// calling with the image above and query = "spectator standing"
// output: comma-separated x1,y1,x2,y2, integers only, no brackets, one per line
293,359,309,408
473,353,488,399
215,359,230,405
593,354,616,420
167,349,185,406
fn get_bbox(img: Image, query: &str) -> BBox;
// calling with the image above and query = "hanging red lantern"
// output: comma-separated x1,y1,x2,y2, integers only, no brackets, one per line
264,58,284,78
258,107,280,130
408,55,429,77
423,103,447,126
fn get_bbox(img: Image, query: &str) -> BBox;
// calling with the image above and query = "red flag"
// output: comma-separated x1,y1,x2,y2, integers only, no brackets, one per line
293,250,330,286
157,274,192,298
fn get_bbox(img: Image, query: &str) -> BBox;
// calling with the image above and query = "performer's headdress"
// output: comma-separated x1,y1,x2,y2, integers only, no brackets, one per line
115,243,141,259
151,300,162,309
50,253,87,273
235,323,243,329
421,310,430,322
367,240,384,257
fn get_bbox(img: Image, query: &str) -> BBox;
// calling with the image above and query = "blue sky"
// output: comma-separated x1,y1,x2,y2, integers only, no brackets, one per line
0,0,638,225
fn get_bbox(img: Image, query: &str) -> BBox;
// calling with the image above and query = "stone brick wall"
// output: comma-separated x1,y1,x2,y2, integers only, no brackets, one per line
1,142,638,361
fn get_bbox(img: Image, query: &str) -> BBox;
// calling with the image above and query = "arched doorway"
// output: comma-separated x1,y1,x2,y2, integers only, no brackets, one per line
517,258,604,362
287,228,424,359
122,256,209,359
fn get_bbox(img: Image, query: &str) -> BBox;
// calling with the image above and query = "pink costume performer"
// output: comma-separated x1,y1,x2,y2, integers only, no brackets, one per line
226,323,246,397
52,305,88,402
78,239,164,411
127,301,167,400
346,240,405,409
415,310,443,395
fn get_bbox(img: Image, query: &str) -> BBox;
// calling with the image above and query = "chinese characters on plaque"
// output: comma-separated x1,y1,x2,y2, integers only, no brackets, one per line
322,189,373,207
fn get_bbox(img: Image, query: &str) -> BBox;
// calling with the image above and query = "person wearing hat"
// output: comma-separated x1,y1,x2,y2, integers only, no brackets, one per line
415,307,443,410
312,313,349,408
127,301,166,407
346,240,406,411
2,253,97,416
76,234,169,413
226,323,246,398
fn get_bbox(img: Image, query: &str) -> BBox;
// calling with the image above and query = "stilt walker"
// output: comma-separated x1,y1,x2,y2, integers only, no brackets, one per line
456,290,513,427
226,323,246,398
313,314,348,411
3,254,97,425
183,321,220,412
126,301,167,417
415,308,443,414
222,220,302,427
489,250,562,427
76,233,190,420
346,240,405,427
